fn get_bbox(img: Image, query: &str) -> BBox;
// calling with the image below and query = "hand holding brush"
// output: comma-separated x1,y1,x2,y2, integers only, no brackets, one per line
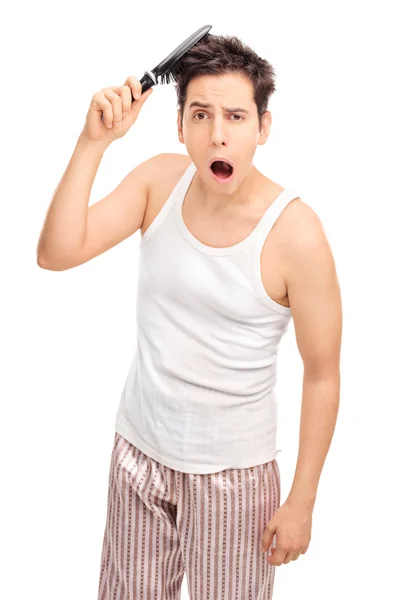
80,24,212,147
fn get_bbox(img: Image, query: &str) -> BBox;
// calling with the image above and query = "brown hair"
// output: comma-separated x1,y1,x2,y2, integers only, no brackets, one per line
173,33,277,132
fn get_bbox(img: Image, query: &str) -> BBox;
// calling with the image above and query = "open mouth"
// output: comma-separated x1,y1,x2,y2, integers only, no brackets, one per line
210,160,234,180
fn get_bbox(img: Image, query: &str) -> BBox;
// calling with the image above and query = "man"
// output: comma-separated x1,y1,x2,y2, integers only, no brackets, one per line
37,33,342,600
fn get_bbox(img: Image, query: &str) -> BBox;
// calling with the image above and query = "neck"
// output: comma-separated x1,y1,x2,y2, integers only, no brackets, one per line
194,163,262,212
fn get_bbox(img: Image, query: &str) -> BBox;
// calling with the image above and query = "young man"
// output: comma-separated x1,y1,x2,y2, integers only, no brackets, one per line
37,34,342,600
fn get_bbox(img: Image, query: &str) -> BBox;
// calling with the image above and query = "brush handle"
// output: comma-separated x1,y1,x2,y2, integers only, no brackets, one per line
137,72,156,97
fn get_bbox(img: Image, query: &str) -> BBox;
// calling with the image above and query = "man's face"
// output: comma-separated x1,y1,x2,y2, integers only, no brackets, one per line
177,72,270,191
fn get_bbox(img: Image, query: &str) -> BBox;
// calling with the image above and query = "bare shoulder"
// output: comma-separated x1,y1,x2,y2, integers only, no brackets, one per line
277,196,333,279
279,196,327,248
146,152,192,175
144,152,191,197
142,153,192,235
146,151,191,188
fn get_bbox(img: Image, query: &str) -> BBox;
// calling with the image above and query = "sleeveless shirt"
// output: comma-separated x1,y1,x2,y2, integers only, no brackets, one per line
114,160,298,474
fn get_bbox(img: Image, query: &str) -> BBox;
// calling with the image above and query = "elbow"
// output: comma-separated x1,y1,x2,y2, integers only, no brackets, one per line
37,252,47,269
36,252,69,271
37,250,53,269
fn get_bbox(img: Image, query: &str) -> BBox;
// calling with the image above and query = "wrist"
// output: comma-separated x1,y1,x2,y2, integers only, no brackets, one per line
287,489,316,510
78,133,110,153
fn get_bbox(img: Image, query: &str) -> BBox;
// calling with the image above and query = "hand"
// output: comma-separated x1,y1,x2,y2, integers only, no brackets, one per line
261,498,313,566
81,75,153,146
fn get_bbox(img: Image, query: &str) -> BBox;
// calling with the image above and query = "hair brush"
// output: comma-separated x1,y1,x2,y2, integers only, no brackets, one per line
100,24,212,124
137,24,212,96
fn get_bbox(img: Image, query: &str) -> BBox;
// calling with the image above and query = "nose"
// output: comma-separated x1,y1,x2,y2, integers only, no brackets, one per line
210,117,227,146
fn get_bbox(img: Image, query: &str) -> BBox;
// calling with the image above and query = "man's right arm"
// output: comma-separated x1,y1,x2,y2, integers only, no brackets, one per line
36,136,165,271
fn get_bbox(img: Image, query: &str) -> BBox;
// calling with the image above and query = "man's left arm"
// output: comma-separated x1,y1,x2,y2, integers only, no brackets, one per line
261,201,342,564
284,203,342,510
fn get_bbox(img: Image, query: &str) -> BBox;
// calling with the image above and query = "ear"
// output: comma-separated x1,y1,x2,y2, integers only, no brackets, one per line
258,110,271,146
177,110,184,144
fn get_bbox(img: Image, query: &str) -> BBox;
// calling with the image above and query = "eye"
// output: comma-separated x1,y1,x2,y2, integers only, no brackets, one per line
193,112,243,121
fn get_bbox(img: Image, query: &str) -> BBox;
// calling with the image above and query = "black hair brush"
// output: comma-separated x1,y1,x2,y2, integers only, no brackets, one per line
135,24,212,99
100,25,212,125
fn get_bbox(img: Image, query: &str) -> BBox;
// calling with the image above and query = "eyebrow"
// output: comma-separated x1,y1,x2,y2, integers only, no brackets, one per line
188,101,249,115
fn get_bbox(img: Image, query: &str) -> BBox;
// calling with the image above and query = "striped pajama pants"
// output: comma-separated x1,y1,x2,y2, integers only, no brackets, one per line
98,432,281,600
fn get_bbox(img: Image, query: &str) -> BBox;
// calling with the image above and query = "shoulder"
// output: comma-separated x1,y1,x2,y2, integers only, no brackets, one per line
147,152,191,167
145,152,191,187
278,196,327,251
277,196,335,282
143,153,192,218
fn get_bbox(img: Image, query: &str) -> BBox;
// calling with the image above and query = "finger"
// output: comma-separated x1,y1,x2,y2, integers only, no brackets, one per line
106,86,131,119
268,547,278,561
268,546,286,566
132,86,153,106
292,549,302,560
102,89,123,125
262,535,273,552
93,91,113,127
283,552,297,564
124,75,142,101
119,85,132,117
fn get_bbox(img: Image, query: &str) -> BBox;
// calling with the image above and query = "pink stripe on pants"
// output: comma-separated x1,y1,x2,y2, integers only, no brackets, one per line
98,432,281,600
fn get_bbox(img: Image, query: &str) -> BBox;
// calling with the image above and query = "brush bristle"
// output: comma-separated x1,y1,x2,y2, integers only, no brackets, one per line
158,64,181,85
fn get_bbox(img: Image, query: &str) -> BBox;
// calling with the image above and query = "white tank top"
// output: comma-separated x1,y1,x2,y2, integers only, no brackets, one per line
114,161,298,474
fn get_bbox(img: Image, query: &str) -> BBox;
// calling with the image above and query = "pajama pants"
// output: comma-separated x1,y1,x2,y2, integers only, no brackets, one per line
98,432,281,600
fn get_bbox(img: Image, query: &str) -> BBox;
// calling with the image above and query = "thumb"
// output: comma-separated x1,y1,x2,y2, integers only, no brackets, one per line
261,522,276,553
130,87,153,112
137,87,153,103
128,87,153,121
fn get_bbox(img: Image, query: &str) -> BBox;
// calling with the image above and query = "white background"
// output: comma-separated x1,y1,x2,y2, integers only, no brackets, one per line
2,1,399,598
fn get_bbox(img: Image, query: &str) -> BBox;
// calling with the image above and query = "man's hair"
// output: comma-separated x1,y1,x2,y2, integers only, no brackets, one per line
173,33,277,132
